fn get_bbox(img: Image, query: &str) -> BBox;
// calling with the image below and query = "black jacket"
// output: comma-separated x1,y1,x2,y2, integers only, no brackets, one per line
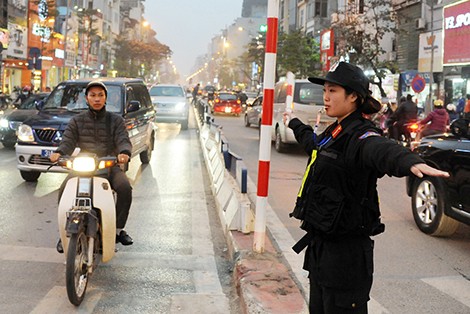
57,107,132,158
289,111,423,236
391,99,418,123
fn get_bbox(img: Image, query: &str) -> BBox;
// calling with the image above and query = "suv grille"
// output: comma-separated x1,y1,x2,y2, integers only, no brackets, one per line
35,129,59,143
28,155,54,166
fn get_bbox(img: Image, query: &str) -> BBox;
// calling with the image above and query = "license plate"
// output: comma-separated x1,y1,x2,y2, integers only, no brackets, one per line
224,107,232,113
410,132,416,138
41,149,54,158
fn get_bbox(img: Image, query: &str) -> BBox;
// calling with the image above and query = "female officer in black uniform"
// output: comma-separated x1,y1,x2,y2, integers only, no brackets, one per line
283,62,449,314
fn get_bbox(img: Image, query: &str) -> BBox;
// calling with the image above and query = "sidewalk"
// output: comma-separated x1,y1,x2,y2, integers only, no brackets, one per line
194,104,308,313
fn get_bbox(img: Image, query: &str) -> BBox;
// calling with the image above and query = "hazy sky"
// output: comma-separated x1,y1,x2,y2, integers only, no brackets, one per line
144,0,244,79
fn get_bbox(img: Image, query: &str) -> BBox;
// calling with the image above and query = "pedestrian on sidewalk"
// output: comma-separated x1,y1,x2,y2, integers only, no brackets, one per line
283,62,449,314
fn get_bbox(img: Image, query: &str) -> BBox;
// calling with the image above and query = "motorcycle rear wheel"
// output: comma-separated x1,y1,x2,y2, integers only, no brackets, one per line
66,232,89,306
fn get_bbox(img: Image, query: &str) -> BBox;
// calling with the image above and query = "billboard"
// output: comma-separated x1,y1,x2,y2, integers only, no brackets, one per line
443,0,470,65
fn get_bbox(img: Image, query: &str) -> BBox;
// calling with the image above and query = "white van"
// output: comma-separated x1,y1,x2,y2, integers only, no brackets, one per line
271,79,335,152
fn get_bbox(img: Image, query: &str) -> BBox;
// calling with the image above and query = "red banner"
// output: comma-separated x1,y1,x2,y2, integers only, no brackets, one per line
320,29,334,72
443,0,470,65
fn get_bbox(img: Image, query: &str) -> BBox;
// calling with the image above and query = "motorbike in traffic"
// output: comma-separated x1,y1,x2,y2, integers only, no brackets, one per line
399,120,420,148
56,154,119,306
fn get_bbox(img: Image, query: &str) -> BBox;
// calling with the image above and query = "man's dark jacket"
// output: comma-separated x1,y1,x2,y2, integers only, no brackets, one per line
57,108,132,158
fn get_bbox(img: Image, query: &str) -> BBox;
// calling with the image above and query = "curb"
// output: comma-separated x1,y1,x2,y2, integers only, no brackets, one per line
193,104,308,313
229,231,308,314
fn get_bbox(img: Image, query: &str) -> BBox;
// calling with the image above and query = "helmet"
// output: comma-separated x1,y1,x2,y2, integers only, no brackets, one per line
23,85,31,92
85,81,108,97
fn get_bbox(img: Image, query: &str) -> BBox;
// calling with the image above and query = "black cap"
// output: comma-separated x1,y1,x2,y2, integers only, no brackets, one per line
308,62,381,114
85,80,108,97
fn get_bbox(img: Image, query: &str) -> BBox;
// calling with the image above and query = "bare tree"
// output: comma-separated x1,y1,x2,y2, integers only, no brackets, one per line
332,0,398,97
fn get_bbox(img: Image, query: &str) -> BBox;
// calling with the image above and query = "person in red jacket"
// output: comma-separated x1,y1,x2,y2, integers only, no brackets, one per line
418,99,449,138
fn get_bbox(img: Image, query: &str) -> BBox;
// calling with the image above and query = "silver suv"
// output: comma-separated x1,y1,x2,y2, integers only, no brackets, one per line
149,84,189,130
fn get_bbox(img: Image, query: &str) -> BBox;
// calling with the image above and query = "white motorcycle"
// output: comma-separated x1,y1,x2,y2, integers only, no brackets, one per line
57,153,118,306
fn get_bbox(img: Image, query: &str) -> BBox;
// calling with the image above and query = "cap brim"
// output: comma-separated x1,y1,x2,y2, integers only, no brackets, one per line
308,76,347,88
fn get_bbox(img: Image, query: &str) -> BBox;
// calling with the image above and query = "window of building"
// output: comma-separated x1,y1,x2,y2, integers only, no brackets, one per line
307,2,314,20
315,0,328,18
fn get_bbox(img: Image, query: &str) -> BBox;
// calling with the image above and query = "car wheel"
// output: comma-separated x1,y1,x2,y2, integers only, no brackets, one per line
244,115,251,127
20,170,41,182
275,127,287,153
139,134,154,164
411,176,459,236
2,141,15,149
180,120,188,130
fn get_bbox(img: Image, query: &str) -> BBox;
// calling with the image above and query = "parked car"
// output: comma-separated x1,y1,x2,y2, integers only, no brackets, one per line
16,78,156,182
149,84,189,130
406,118,470,236
211,92,242,116
271,79,335,153
244,95,263,128
0,93,49,149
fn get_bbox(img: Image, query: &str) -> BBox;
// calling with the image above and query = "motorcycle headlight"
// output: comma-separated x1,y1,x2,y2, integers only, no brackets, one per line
0,117,8,129
17,124,34,142
70,156,97,172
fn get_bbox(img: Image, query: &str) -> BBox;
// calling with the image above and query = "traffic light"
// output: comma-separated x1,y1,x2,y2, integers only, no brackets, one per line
259,24,267,33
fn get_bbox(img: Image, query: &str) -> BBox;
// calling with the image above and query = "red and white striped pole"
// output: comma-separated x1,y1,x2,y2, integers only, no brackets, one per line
285,71,295,112
254,0,279,253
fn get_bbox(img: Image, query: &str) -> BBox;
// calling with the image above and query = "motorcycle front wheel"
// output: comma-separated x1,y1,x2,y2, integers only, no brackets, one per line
66,232,89,306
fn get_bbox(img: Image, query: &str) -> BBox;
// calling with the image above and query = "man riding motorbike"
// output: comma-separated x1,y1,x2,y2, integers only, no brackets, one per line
389,94,418,141
50,81,134,252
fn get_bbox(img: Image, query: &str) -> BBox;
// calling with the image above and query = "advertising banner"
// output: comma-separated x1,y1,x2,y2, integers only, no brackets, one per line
443,0,470,65
418,30,443,72
320,29,334,72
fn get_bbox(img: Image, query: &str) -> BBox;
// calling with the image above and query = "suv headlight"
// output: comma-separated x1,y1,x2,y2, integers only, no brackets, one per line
17,124,34,142
175,102,186,110
0,117,8,129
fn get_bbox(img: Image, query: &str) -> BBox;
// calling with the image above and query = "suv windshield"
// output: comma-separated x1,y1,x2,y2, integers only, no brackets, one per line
149,86,185,97
43,83,122,113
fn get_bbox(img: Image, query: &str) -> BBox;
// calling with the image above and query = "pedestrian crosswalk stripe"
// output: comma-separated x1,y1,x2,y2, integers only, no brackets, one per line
422,276,470,308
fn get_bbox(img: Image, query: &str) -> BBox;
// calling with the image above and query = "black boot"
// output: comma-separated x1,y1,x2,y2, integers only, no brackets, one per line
116,230,133,245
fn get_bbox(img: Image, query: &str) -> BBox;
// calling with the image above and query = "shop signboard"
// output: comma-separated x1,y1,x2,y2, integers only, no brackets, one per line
418,30,443,72
443,0,470,65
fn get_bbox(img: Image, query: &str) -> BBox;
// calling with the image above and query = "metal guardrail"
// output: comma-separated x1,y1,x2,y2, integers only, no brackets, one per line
194,99,253,233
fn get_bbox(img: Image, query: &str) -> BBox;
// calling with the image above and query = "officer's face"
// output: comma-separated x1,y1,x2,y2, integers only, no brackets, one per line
323,82,358,122
86,86,107,111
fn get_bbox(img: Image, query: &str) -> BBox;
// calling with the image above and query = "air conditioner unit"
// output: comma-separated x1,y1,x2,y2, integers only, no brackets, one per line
416,18,425,30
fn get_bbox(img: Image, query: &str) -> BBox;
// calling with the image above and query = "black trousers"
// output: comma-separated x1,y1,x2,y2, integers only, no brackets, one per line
58,166,132,229
306,236,374,313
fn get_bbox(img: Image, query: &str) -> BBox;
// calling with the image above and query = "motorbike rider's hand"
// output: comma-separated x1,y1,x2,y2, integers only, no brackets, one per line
50,152,61,163
411,163,450,179
117,153,130,164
